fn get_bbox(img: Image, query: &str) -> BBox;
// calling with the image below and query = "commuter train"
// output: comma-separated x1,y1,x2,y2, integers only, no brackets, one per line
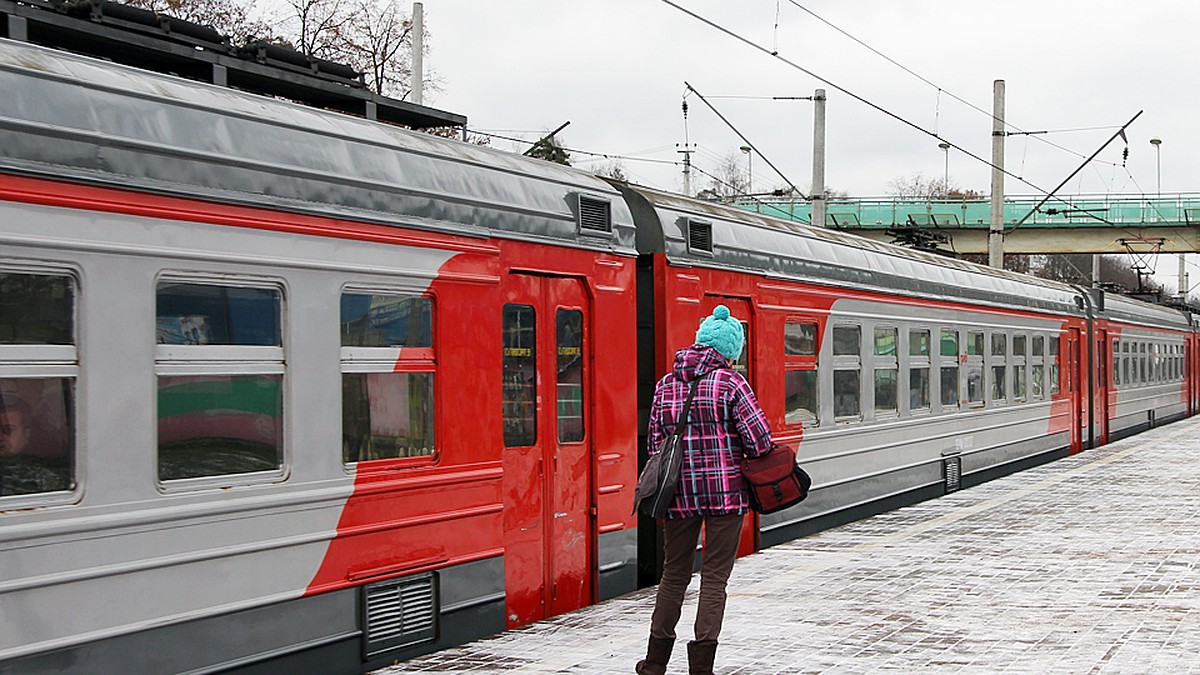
1,37,1197,675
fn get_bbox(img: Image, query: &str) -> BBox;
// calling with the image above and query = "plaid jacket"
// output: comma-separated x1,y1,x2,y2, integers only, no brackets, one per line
647,344,773,519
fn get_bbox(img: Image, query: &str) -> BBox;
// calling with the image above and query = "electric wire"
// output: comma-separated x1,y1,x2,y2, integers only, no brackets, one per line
656,0,1138,233
781,0,1125,168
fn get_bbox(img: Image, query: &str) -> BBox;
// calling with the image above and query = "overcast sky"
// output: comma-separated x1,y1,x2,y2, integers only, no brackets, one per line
419,0,1195,202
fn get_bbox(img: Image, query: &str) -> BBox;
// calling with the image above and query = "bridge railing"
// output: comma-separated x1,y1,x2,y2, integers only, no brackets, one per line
735,194,1200,229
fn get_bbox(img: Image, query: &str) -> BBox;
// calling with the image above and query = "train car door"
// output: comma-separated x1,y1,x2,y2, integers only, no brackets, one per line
1068,327,1083,453
701,296,759,557
501,274,594,627
1095,329,1110,446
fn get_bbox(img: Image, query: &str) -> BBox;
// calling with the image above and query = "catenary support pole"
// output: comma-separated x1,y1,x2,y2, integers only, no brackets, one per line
411,3,424,105
811,88,827,227
988,80,1005,268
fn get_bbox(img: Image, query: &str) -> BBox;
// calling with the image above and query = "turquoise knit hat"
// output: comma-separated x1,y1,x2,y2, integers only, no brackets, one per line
695,305,744,362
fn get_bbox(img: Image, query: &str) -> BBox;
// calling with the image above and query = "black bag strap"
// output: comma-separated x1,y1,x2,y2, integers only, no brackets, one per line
667,376,703,437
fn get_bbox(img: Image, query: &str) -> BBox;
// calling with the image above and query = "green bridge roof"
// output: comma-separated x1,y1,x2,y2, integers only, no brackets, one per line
735,194,1200,230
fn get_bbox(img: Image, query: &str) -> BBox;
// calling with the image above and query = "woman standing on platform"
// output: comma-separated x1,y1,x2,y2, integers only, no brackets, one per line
637,305,773,675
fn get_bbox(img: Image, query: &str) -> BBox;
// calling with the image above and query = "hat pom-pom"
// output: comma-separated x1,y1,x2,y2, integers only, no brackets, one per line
712,305,730,321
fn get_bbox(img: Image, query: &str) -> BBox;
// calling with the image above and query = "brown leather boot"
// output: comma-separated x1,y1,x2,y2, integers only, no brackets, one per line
687,639,718,675
635,636,674,675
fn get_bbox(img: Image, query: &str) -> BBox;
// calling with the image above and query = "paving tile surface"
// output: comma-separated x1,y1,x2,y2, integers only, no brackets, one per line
377,417,1200,674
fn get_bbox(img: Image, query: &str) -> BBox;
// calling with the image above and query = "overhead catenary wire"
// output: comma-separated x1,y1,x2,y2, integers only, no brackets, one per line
656,0,1140,233
781,0,1124,168
685,81,805,199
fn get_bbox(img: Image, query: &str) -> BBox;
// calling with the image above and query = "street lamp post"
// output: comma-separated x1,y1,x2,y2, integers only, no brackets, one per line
938,141,950,196
1152,137,1186,300
739,145,752,196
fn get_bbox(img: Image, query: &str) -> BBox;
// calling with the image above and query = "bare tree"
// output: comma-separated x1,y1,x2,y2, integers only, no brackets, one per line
280,0,350,59
343,0,412,96
121,0,274,43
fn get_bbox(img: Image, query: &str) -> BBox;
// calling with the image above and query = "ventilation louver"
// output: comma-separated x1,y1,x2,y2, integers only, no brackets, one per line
578,196,612,233
363,573,437,657
688,219,713,254
943,455,962,493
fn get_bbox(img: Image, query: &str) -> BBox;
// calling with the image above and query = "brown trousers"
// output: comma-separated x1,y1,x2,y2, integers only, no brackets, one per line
648,513,744,643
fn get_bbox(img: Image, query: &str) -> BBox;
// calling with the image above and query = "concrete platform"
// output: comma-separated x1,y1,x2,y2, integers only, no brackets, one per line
376,416,1200,673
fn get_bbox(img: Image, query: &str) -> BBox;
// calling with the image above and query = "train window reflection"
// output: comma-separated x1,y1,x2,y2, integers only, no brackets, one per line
874,327,897,357
940,366,959,409
1,382,74,496
991,333,1007,357
1032,365,1044,398
910,329,930,357
785,322,817,356
158,374,282,480
784,369,817,426
967,366,983,404
833,369,860,419
556,309,584,443
0,273,74,344
940,329,958,357
342,373,434,461
341,294,432,348
992,365,1007,401
157,283,280,346
502,305,536,447
833,325,860,356
1014,365,1027,401
967,332,984,356
1032,336,1044,357
909,367,930,411
874,368,897,414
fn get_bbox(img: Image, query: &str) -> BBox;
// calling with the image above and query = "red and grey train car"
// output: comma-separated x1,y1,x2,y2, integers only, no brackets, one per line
1,37,1199,674
0,39,639,673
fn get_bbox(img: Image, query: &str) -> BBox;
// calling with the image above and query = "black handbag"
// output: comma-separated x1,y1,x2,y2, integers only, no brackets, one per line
633,377,702,518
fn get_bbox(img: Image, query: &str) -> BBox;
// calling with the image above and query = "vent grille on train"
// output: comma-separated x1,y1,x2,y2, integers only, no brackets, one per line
943,455,962,493
688,219,713,254
363,573,437,657
578,196,612,233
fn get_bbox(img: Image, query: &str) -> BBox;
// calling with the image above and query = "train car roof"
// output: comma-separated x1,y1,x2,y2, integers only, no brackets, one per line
618,183,1086,315
1095,291,1192,331
0,39,636,255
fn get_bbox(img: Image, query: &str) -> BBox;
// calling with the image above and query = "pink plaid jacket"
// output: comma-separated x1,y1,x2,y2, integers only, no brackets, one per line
647,344,773,519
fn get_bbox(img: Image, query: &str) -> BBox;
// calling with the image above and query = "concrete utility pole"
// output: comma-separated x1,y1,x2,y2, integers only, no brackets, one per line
411,2,424,106
811,88,827,228
988,80,1005,268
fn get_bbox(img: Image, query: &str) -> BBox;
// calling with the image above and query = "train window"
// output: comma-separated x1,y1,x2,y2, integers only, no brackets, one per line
342,373,434,461
909,329,931,413
556,309,584,443
1048,335,1060,395
502,305,537,447
1031,365,1044,398
340,294,432,347
785,322,817,356
909,367,930,411
1032,336,1044,357
874,368,897,415
874,327,897,356
910,329,930,357
1013,335,1026,358
940,366,959,409
156,280,283,482
157,283,280,345
1013,365,1027,401
1,271,77,499
940,329,958,357
833,369,860,419
833,325,860,356
785,321,819,427
967,366,984,405
1122,341,1130,386
784,369,817,426
730,320,750,379
967,331,984,356
1139,343,1147,383
990,332,1007,402
1112,339,1121,387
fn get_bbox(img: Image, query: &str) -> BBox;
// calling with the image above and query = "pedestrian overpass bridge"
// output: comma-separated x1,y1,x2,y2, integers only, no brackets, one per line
734,194,1200,255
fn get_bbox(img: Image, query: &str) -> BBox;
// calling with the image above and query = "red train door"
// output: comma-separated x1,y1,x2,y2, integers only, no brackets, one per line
501,274,594,627
1068,327,1083,453
1095,329,1109,446
701,296,758,557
